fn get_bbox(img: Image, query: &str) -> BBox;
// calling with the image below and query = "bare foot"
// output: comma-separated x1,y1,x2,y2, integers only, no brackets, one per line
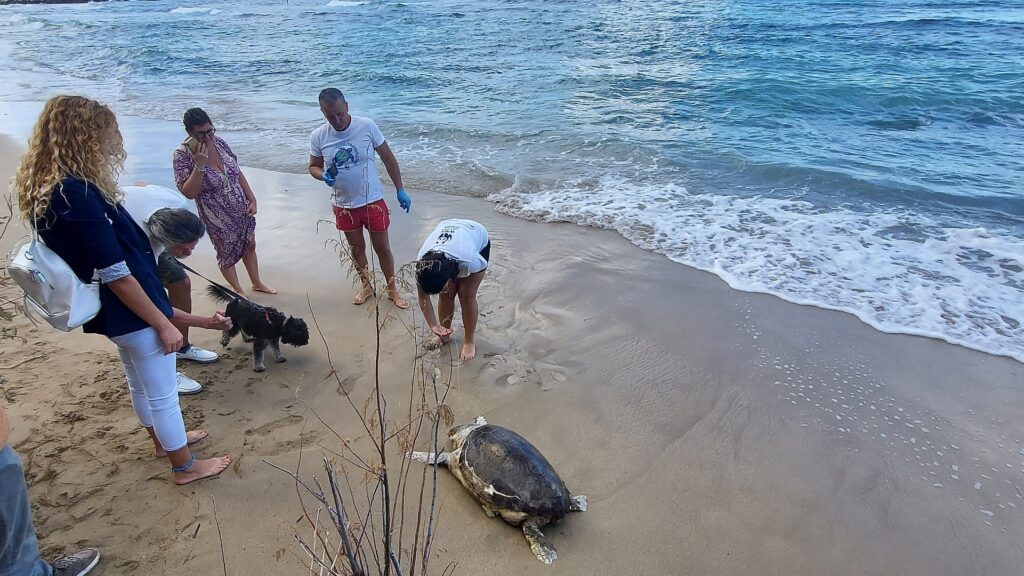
173,455,232,485
252,283,277,295
155,429,208,458
388,290,410,309
352,285,374,305
460,342,477,362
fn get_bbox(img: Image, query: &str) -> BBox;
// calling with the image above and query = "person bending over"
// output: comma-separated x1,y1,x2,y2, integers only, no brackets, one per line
416,219,490,361
122,183,219,395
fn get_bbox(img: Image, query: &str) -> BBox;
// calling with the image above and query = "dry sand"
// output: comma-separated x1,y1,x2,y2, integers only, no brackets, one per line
2,133,1023,575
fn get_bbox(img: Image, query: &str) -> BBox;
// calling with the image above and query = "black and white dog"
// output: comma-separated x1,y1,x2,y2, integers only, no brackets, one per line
206,285,310,372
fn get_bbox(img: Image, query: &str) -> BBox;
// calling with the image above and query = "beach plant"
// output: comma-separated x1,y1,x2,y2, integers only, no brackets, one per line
267,243,458,576
269,154,459,575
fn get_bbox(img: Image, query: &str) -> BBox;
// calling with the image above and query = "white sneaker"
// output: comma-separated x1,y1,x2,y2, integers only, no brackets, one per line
176,372,204,396
177,344,219,364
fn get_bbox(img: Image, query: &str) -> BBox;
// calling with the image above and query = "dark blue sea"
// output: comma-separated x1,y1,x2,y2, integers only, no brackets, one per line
1,0,1021,360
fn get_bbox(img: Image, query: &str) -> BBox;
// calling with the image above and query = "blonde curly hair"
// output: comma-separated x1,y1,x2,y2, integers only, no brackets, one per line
13,95,126,222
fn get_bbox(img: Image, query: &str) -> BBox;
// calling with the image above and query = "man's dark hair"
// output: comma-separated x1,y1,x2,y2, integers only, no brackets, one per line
417,251,460,294
147,208,206,247
318,88,346,105
182,107,212,131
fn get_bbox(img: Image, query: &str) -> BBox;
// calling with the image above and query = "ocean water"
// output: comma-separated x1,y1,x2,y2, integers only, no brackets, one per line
0,0,1021,362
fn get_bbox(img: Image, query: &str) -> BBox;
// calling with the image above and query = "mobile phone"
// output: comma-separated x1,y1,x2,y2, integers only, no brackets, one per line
184,136,199,154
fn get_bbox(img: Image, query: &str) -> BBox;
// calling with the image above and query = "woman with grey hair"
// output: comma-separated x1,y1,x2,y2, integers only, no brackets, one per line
122,184,224,395
146,206,207,253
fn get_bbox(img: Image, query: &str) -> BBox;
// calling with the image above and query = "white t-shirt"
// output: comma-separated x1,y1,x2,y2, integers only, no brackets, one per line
120,184,197,257
417,219,490,277
309,115,386,209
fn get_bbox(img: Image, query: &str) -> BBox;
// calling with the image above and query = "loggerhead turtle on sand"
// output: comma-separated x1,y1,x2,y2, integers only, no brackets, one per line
411,416,587,564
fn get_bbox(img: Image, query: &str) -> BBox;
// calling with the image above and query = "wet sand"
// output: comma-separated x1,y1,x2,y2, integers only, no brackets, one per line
2,134,1023,575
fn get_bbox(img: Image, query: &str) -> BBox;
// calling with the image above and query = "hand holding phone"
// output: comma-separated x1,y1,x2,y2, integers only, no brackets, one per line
192,141,209,170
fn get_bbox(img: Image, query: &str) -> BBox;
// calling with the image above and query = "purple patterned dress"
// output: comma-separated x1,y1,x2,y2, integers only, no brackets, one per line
172,136,255,269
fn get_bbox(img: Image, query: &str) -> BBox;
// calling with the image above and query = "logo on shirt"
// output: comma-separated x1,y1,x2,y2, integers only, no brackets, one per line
437,226,457,244
332,144,360,171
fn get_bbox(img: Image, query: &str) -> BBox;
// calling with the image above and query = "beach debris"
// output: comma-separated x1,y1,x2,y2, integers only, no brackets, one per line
410,416,586,564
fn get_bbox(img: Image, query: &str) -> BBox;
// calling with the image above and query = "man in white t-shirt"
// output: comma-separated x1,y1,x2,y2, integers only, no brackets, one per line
121,184,220,395
308,87,411,309
415,219,490,361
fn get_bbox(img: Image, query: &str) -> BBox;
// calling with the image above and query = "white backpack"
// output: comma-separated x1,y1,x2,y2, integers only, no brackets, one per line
9,232,100,332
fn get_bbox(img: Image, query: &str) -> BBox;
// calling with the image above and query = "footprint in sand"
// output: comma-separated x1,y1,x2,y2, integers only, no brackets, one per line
335,373,358,395
245,414,303,437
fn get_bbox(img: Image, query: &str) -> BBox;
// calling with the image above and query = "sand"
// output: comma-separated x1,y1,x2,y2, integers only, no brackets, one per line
2,133,1023,575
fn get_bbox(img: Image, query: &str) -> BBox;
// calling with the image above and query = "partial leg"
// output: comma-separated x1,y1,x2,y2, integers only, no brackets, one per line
424,281,457,350
252,339,268,372
242,238,276,294
111,328,230,485
456,270,486,361
166,269,218,364
369,229,409,309
0,446,53,575
221,321,242,347
163,263,192,347
270,337,287,363
154,429,209,458
343,229,374,304
409,451,450,466
220,264,246,297
522,521,557,564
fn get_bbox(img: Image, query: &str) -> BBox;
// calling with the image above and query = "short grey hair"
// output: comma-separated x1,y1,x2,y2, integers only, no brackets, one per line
318,87,346,105
146,208,205,246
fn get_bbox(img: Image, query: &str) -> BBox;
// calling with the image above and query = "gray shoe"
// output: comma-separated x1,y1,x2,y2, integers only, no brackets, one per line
52,548,100,576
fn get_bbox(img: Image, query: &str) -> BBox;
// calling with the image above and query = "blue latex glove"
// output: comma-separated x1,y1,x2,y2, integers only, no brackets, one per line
322,163,337,187
397,188,412,212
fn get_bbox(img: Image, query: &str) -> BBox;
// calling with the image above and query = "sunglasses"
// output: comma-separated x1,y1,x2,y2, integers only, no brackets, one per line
193,128,216,137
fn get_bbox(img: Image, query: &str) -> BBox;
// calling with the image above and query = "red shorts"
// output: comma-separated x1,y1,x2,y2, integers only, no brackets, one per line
332,199,391,233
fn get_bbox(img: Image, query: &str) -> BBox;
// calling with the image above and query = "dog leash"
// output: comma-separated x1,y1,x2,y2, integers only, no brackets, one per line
176,260,251,302
177,259,276,328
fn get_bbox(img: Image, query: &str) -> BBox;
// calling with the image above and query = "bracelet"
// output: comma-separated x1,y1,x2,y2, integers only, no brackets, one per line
192,165,203,174
171,453,195,473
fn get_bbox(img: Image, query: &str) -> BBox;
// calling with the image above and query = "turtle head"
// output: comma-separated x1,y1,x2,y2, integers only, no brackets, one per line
447,416,488,448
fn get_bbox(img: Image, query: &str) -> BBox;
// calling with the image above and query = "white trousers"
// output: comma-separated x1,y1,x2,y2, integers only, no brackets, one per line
109,327,187,452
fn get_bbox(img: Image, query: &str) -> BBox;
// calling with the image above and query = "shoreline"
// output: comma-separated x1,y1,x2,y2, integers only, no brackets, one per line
3,132,1024,574
2,99,1020,364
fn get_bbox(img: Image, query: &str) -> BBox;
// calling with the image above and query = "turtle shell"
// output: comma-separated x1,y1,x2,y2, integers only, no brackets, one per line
460,425,572,521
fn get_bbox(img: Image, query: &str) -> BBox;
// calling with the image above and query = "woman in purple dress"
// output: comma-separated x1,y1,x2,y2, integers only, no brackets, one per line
173,108,275,296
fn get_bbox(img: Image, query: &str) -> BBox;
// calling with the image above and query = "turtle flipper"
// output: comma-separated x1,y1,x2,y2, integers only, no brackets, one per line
409,451,449,466
522,520,557,564
569,494,588,512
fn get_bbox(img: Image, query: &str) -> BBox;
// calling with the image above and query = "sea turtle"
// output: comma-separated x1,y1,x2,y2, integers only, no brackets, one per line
410,416,587,564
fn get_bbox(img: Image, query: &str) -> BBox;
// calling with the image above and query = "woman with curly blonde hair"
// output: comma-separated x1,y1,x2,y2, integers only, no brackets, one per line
12,96,232,487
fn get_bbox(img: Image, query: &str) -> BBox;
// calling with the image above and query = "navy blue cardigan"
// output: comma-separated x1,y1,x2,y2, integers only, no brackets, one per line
37,178,172,338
